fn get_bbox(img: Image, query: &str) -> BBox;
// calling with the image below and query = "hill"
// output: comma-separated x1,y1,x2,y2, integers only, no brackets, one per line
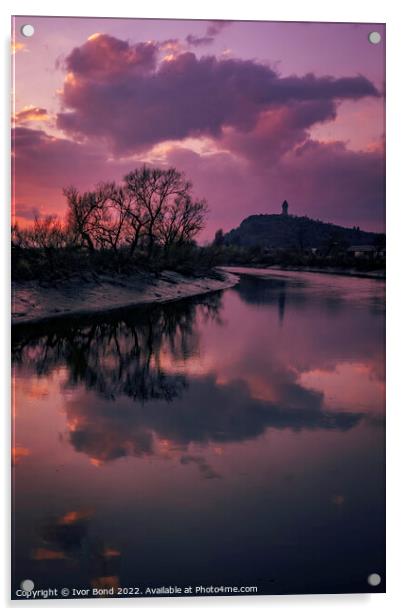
223,212,384,251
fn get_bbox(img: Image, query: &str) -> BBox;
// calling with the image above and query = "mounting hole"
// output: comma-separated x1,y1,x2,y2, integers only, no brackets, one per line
21,24,35,38
368,31,381,45
20,579,35,592
367,573,381,587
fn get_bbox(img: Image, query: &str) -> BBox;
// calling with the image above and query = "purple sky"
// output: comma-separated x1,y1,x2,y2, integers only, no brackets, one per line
12,17,385,238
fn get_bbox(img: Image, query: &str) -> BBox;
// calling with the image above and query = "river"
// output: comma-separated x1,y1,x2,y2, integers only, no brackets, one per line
12,269,385,597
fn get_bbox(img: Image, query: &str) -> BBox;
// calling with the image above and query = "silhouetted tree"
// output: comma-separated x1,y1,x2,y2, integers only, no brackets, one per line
213,229,224,246
62,167,208,258
124,167,206,256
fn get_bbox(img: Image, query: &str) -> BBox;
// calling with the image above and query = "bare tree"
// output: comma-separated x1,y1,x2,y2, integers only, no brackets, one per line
103,182,148,256
64,186,104,252
12,216,68,250
88,183,130,253
157,194,208,252
62,167,208,257
124,167,192,257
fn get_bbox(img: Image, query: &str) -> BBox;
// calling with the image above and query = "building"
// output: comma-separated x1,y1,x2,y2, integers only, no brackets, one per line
347,245,378,258
281,200,289,216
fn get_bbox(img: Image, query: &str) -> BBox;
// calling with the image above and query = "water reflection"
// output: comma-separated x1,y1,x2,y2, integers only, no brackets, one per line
13,294,222,404
13,289,369,467
12,271,385,596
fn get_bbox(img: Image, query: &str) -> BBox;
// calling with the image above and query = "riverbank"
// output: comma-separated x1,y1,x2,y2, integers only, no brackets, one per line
12,269,239,326
224,265,385,280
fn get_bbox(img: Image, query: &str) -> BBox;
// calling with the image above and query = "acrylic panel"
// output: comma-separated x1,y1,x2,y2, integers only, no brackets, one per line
11,16,385,600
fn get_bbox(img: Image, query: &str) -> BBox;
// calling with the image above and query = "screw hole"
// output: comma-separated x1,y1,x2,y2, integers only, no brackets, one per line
367,573,381,586
20,579,35,591
21,24,35,38
368,32,381,45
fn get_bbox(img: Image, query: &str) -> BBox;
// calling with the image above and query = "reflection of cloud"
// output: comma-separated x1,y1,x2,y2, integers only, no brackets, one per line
180,454,221,479
39,508,93,556
12,445,30,466
331,495,345,506
103,548,120,558
13,284,379,473
58,509,92,525
32,507,123,585
62,373,363,468
32,547,66,560
298,362,385,413
91,576,120,590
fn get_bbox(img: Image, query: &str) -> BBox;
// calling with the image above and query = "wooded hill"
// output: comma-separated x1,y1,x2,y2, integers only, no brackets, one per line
223,214,384,251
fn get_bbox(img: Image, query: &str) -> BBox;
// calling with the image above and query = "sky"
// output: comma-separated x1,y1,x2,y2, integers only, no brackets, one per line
12,17,385,238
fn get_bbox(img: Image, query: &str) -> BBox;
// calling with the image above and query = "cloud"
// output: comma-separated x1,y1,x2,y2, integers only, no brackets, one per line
186,20,232,47
164,136,385,231
11,41,26,55
13,202,42,222
11,445,30,466
64,34,158,78
32,548,67,560
56,34,379,155
206,21,232,37
180,454,221,479
12,34,384,233
220,100,338,166
270,139,385,226
12,118,385,234
186,34,214,47
13,106,49,125
60,373,363,467
11,126,134,221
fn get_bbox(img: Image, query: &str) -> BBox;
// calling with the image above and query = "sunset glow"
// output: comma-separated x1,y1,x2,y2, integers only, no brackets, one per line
12,17,385,236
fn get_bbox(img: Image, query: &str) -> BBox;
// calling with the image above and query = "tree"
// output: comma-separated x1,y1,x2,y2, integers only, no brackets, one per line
157,194,208,253
61,167,208,260
12,216,68,250
124,167,197,257
106,182,148,256
63,186,104,252
88,182,130,253
213,229,224,247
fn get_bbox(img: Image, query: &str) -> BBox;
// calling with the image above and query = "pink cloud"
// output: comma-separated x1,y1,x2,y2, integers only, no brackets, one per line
56,34,379,155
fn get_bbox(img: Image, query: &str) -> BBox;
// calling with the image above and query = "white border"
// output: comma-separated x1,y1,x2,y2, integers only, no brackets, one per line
1,1,401,614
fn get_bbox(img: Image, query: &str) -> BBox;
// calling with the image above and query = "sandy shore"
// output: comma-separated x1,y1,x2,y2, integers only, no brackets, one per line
12,269,239,326
224,265,385,280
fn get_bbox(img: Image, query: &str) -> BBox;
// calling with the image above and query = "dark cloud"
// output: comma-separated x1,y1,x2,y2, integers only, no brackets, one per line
12,126,136,219
186,34,214,47
186,20,232,47
62,374,362,466
12,127,103,186
180,454,221,479
65,34,158,78
12,120,385,233
271,139,385,226
165,136,385,231
220,100,338,166
205,21,232,37
56,34,379,154
13,202,41,221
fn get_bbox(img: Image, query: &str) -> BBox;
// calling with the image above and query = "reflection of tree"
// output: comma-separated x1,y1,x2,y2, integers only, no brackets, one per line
31,508,122,591
234,275,298,324
12,287,368,471
12,292,223,404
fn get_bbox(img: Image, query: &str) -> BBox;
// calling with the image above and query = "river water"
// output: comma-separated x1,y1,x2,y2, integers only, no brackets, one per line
12,269,385,597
